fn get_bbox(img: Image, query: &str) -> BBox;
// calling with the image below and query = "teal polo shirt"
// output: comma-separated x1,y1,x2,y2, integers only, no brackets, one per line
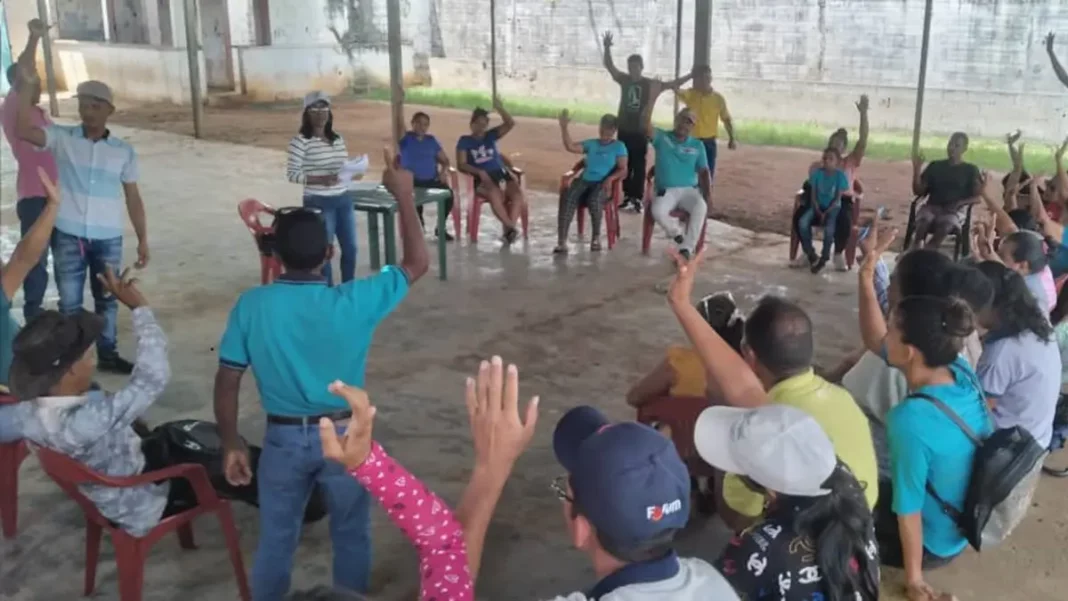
651,128,708,190
218,267,409,417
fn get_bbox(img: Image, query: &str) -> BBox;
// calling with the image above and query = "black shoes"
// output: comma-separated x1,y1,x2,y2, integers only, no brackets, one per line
98,352,135,375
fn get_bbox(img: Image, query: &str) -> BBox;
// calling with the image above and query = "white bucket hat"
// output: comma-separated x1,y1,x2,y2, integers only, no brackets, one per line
694,404,837,497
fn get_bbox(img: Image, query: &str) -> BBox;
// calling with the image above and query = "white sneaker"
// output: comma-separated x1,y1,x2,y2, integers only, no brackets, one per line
833,254,848,272
790,255,810,269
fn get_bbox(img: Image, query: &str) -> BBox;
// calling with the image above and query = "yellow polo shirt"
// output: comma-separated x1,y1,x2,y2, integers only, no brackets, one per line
677,88,730,139
722,370,879,517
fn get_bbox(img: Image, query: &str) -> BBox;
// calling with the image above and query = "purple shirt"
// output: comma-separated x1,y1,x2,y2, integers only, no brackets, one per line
0,88,58,199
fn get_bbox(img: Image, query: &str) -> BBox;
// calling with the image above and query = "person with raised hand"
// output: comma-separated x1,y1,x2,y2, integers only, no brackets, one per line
0,19,59,323
213,147,427,601
1,167,61,388
0,265,177,536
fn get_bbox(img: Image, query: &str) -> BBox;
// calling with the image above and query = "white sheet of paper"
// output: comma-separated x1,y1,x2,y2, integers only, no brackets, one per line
339,154,369,183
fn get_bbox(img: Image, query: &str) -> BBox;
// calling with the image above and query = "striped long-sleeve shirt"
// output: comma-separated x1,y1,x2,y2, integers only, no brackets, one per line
286,134,350,196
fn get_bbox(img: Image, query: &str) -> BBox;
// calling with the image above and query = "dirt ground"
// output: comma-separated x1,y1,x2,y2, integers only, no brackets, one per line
111,97,919,236
0,114,1064,601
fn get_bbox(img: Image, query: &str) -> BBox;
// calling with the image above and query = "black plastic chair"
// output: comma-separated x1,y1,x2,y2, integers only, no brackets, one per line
902,196,975,261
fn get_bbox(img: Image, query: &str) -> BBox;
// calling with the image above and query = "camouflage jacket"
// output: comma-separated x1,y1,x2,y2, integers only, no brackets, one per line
0,307,171,536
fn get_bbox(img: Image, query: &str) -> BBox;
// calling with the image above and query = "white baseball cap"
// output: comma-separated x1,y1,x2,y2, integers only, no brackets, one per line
302,90,331,110
694,404,837,497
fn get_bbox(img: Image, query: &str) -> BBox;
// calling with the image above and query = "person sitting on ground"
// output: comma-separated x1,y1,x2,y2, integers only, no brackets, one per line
287,91,359,286
797,147,851,273
0,168,60,389
909,132,982,250
644,107,711,258
714,295,878,531
625,292,744,410
0,267,178,536
697,405,880,601
555,110,627,254
399,110,456,240
547,405,739,600
974,261,1061,450
857,232,989,600
456,97,526,244
810,95,869,271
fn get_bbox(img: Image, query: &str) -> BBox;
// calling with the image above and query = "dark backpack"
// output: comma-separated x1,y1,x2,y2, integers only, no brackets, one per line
147,420,327,524
915,393,1045,551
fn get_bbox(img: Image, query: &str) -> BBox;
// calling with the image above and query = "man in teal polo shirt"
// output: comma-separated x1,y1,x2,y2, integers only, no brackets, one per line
213,154,428,601
646,108,710,258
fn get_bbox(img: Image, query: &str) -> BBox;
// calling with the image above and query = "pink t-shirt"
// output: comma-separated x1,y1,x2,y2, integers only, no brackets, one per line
0,88,57,199
1041,266,1057,313
351,442,473,601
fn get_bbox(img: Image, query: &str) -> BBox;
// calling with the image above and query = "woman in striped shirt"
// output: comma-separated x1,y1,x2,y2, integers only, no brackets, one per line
286,92,357,285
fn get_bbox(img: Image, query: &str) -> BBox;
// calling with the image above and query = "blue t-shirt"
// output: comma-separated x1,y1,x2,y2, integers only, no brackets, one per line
398,132,443,181
581,139,627,182
651,128,708,189
886,356,993,558
456,127,505,174
0,292,17,386
217,267,409,417
808,168,850,209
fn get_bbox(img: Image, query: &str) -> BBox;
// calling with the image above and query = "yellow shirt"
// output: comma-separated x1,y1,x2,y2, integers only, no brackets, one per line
677,88,730,139
722,370,880,517
666,346,707,397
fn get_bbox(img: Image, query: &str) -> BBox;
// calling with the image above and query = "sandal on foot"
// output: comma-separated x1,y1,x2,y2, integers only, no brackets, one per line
590,241,602,252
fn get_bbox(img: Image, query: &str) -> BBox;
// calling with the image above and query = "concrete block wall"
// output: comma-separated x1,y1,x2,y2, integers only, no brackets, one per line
429,0,1068,140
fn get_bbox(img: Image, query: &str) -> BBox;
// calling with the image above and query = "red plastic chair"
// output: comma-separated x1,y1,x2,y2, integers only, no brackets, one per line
641,168,710,255
442,167,463,237
33,446,251,601
237,199,281,285
789,182,864,268
635,395,715,477
559,159,622,249
461,169,530,244
0,393,28,539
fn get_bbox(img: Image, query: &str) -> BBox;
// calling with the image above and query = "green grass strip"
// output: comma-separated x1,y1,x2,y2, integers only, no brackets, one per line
364,87,1057,174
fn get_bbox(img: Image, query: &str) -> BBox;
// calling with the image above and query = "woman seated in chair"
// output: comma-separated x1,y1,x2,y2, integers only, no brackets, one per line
909,132,982,250
455,98,527,244
626,292,744,411
399,110,456,240
554,111,627,254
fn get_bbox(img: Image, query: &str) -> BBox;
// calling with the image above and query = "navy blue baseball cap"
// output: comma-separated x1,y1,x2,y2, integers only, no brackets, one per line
553,406,690,550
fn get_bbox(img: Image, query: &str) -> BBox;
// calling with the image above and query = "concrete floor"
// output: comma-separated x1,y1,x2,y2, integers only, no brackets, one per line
1,124,1066,601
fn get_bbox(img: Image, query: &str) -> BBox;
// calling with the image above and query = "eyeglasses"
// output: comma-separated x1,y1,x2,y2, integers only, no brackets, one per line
307,107,330,114
551,475,574,503
275,206,322,216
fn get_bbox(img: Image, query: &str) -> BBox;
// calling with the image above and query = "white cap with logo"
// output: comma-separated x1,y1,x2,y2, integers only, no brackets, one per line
694,404,837,497
303,91,331,110
75,80,114,106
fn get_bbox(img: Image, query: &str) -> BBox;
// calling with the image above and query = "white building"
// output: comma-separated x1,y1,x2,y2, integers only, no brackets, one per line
1,0,424,103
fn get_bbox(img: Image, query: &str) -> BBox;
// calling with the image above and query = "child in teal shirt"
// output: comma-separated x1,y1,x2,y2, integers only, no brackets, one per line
798,147,850,273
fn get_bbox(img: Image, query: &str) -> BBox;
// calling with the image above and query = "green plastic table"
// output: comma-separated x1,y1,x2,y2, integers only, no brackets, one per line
351,186,452,281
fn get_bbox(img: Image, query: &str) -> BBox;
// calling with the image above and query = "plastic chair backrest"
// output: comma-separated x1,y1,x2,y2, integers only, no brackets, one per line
237,199,275,236
33,445,115,522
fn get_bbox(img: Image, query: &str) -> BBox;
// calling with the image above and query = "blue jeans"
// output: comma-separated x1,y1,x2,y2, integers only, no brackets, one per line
51,231,122,354
303,192,357,285
15,197,51,322
797,204,841,261
252,422,371,600
700,138,718,181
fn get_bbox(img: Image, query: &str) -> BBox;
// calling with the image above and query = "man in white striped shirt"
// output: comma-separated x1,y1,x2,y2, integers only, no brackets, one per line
286,92,358,285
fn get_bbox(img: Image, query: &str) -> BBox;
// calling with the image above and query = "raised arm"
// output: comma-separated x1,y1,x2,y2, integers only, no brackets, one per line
74,272,170,438
1054,137,1068,205
1047,33,1068,89
601,31,625,82
384,148,429,282
979,173,1019,236
492,96,515,138
850,95,870,163
858,228,897,354
1,168,58,301
660,69,694,93
667,251,767,408
14,69,47,149
1003,134,1025,209
1032,178,1065,244
557,110,584,154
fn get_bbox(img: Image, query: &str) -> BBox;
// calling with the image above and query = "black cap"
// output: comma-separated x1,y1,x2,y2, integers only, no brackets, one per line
9,310,104,400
